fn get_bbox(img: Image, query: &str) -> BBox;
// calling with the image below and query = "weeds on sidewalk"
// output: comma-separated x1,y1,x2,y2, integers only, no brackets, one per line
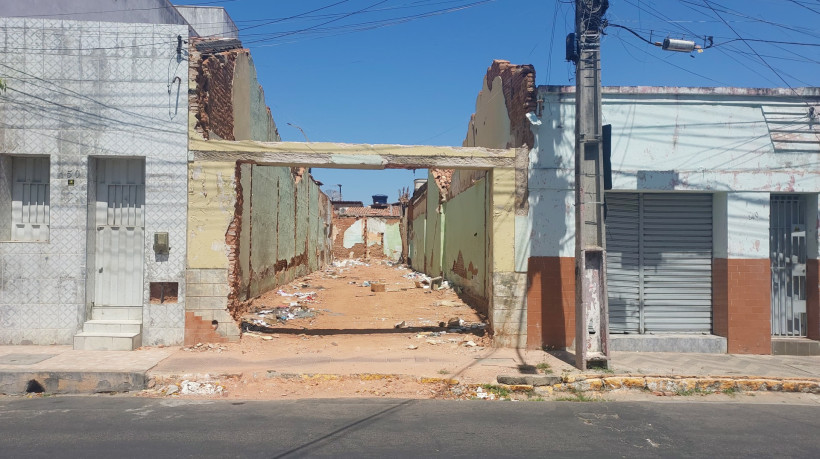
535,362,552,374
675,386,708,396
721,387,739,397
555,387,601,402
480,384,511,399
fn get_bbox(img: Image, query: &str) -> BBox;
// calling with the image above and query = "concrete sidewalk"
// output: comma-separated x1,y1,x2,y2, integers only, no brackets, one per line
0,345,175,394
2,343,819,395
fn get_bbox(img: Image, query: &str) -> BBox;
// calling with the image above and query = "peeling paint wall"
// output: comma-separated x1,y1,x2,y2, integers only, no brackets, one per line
408,185,427,270
462,60,536,347
442,178,488,311
240,166,330,300
186,38,328,341
188,162,238,269
407,170,492,314
425,171,444,276
189,39,281,143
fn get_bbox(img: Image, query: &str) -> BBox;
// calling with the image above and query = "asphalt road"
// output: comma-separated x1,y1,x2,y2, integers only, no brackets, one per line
0,397,818,458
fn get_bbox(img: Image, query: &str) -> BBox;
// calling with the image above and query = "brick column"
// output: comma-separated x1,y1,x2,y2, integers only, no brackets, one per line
808,259,820,340
527,257,575,349
712,193,771,354
713,259,771,354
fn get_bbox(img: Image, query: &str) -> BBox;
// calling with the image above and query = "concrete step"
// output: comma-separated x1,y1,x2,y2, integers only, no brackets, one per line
82,320,142,334
772,338,820,356
73,332,142,351
91,307,142,321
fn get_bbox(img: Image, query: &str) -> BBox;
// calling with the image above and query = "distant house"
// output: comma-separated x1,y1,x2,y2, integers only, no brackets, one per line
331,197,404,261
331,201,365,213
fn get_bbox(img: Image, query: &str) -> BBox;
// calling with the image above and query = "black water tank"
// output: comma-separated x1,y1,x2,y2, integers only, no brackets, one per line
372,194,388,206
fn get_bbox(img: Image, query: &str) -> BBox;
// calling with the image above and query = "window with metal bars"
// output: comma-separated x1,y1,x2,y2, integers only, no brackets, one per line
1,156,50,242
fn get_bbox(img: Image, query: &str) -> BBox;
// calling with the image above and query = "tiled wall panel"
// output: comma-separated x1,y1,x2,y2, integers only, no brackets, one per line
0,18,189,345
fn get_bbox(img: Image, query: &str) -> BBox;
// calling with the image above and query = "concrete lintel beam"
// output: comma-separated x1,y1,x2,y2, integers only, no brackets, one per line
189,139,518,170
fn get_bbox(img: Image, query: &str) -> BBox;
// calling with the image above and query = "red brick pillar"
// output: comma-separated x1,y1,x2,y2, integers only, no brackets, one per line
527,257,575,349
713,258,771,354
807,259,820,341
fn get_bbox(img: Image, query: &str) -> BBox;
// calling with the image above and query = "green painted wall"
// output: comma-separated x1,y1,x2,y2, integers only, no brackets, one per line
238,166,330,299
382,219,402,260
409,212,426,271
247,165,279,298
442,177,487,301
409,174,488,305
424,172,443,276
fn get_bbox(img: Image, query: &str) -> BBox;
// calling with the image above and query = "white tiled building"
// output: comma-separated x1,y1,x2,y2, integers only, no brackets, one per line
0,16,189,348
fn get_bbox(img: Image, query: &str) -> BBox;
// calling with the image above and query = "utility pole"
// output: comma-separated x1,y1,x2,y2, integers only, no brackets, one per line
573,0,610,369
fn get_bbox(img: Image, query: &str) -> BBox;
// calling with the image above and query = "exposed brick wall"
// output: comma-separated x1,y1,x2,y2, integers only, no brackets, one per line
194,48,237,140
225,162,245,320
808,259,820,340
184,311,228,346
713,259,729,338
713,258,772,354
332,217,367,259
331,216,402,261
527,256,575,349
484,59,537,150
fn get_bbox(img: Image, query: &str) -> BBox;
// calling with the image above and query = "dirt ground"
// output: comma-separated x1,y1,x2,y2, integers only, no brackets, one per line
243,260,489,335
145,261,499,400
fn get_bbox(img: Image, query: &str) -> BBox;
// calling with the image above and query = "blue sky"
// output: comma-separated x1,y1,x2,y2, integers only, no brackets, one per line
198,0,818,203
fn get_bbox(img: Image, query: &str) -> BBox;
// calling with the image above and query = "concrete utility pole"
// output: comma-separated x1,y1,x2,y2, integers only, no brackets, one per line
573,0,610,369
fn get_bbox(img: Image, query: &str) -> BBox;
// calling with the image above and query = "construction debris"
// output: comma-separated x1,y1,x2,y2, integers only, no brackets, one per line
183,343,227,352
332,259,369,268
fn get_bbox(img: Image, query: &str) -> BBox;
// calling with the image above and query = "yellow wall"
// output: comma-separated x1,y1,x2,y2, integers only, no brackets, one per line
187,161,238,269
463,76,512,149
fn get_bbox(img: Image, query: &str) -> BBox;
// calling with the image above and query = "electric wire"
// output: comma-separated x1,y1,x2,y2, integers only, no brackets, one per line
0,1,495,53
613,0,815,99
700,0,811,106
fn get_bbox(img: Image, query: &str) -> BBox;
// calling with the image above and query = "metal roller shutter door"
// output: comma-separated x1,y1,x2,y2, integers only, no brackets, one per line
605,193,641,333
606,193,713,333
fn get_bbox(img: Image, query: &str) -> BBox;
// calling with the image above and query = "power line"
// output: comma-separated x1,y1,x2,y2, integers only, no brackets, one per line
712,38,820,48
544,0,562,84
678,0,820,39
243,0,494,45
0,1,494,53
701,0,810,106
613,0,817,95
786,0,820,15
608,33,726,85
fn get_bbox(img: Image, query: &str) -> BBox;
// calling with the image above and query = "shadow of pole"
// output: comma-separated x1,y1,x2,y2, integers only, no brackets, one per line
272,399,416,458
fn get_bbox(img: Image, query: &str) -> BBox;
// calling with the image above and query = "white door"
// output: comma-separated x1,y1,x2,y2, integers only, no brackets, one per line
94,158,145,306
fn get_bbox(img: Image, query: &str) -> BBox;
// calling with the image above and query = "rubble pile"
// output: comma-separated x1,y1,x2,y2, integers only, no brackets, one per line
183,343,227,353
332,259,369,268
154,380,225,396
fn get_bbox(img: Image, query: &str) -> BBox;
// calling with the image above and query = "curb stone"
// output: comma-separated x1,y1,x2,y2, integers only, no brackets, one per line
554,375,820,394
0,370,146,395
497,375,561,386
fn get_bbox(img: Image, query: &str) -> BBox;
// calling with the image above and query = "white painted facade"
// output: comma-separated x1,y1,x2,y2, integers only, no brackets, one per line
0,18,189,345
525,87,820,263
